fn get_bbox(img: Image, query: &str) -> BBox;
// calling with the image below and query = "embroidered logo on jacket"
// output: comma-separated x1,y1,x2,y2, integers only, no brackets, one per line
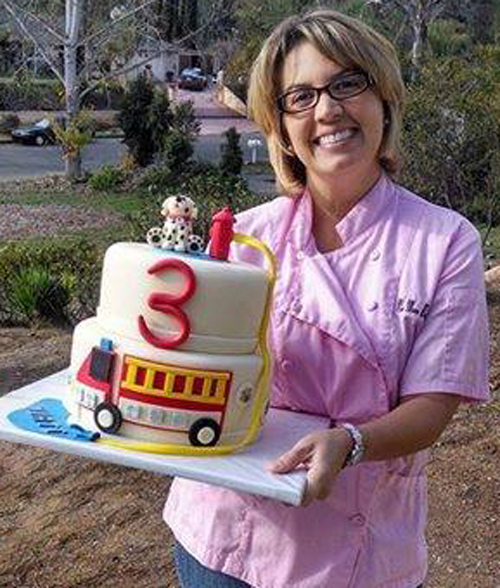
397,298,430,319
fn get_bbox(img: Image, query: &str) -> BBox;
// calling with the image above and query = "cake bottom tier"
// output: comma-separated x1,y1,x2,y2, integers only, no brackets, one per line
67,318,267,448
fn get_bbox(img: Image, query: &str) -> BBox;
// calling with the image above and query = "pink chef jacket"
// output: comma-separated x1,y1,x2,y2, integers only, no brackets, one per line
164,175,490,588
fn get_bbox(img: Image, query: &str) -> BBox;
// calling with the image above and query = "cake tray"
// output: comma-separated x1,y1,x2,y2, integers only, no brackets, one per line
0,369,329,506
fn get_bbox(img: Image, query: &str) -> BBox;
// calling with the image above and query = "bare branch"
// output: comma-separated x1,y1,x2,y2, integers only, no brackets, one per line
1,0,64,84
1,0,65,43
81,0,158,46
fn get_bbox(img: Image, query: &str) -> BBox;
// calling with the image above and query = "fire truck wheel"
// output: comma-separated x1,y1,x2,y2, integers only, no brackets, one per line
94,402,123,434
189,418,221,447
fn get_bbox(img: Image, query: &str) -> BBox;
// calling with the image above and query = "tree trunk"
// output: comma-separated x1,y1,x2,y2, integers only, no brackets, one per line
409,2,431,82
64,0,83,182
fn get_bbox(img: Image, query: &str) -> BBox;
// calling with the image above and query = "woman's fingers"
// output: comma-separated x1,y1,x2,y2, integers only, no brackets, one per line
269,428,353,506
302,444,340,505
269,438,313,473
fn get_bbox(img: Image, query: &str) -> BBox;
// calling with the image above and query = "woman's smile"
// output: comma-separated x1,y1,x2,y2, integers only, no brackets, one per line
313,127,359,149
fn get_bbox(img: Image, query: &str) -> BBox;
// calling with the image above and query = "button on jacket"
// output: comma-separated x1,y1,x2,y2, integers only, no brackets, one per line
164,175,490,588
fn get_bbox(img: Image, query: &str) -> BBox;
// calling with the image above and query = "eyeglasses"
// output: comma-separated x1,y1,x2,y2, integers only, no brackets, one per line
277,70,372,114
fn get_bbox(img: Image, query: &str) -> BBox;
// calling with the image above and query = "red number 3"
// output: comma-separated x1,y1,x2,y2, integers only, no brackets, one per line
138,259,196,349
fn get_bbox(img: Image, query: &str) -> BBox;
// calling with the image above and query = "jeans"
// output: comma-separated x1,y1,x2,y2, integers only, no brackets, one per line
174,540,251,588
174,540,424,588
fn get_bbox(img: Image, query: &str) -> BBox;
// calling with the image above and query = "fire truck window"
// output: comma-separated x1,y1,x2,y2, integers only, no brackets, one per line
135,367,146,386
210,379,219,396
89,348,114,382
173,375,186,393
153,370,166,390
193,377,204,395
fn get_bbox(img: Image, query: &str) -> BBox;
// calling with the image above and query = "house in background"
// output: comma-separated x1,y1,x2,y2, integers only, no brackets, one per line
120,36,219,85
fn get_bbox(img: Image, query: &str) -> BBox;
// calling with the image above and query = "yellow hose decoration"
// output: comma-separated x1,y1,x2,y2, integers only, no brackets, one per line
97,233,277,455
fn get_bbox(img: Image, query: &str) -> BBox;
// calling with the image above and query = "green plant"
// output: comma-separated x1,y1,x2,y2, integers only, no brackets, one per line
171,100,200,142
0,238,100,326
128,162,270,242
90,165,126,191
0,76,62,110
8,266,54,322
220,127,243,176
117,74,173,166
51,111,93,163
117,73,155,166
6,264,72,325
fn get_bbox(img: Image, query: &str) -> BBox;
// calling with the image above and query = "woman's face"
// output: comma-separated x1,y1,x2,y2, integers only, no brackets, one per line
280,41,385,191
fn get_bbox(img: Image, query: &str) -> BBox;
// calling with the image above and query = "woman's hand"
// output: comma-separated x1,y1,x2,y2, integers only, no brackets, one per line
269,428,353,507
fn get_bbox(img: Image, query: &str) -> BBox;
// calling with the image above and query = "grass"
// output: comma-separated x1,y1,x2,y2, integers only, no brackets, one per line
0,186,144,215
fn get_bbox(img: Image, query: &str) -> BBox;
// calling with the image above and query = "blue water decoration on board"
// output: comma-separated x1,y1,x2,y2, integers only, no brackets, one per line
8,398,100,442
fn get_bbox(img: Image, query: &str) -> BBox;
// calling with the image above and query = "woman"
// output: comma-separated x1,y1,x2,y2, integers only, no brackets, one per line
164,9,489,587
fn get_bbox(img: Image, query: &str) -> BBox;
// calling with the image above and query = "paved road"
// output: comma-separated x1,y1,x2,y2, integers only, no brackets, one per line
0,131,268,182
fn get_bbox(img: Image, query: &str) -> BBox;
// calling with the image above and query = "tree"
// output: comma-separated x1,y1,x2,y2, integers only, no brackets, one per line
223,0,317,97
358,0,445,78
220,126,243,176
401,48,500,235
0,0,233,180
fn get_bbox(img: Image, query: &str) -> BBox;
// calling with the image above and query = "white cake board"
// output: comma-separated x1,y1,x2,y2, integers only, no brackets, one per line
0,370,328,506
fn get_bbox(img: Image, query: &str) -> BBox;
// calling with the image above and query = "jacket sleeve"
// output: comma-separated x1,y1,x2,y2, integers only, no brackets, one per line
399,220,490,402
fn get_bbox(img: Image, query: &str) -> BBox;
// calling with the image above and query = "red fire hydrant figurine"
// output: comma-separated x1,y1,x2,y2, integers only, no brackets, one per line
209,207,235,260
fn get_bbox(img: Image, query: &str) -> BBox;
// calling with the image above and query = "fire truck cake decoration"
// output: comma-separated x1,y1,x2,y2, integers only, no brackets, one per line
67,195,277,455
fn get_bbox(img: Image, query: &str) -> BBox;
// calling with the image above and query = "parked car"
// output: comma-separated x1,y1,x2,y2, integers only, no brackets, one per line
11,119,56,146
178,67,208,91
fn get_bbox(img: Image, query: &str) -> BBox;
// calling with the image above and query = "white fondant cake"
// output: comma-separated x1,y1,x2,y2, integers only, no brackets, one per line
68,237,275,453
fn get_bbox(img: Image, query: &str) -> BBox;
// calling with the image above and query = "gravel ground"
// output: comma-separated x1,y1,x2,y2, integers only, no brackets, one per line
0,202,121,240
0,176,125,241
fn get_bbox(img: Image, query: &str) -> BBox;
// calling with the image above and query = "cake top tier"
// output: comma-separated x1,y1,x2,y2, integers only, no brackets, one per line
97,242,269,355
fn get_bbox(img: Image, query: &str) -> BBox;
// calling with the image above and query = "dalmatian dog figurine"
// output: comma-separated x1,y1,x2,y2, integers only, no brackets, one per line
161,194,195,252
146,194,204,254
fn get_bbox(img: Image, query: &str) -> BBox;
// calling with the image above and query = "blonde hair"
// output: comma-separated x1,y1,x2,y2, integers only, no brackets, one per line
248,9,406,194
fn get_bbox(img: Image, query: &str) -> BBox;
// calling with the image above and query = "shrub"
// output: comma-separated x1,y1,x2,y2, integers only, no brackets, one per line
0,76,62,110
162,130,194,170
7,266,70,325
129,97,200,193
117,74,155,166
117,74,173,166
128,162,270,243
428,19,472,58
220,127,243,176
0,238,100,326
171,100,200,143
90,165,126,191
8,266,54,322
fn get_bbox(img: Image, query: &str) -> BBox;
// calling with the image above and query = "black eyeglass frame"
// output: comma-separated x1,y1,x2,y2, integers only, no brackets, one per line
277,70,373,114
